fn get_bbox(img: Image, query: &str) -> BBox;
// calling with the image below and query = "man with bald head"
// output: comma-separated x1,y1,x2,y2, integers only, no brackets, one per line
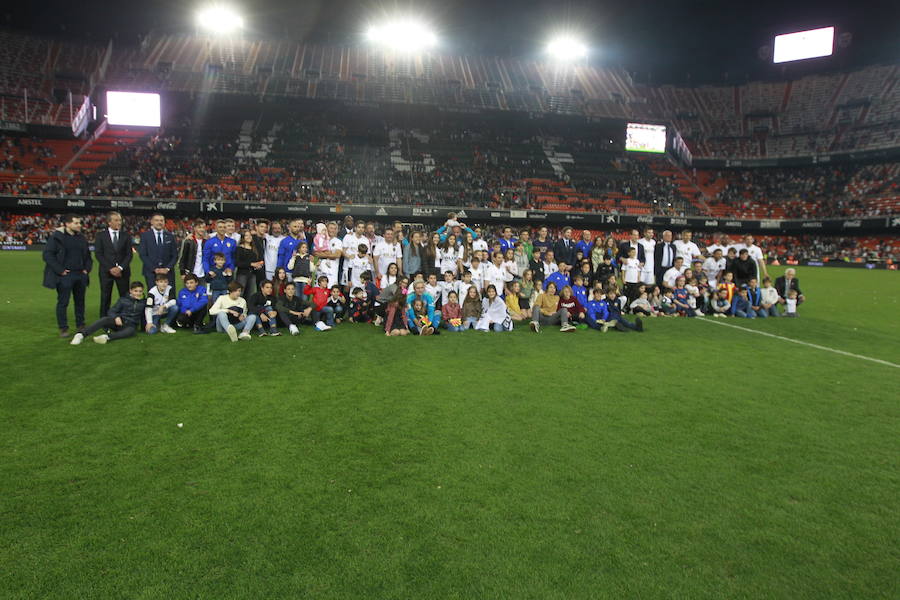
653,230,676,288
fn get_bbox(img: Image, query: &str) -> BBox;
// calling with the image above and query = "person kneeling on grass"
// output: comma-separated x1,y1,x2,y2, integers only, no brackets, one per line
603,288,643,332
145,273,178,334
276,282,312,335
477,284,511,332
731,286,756,319
177,275,210,333
505,281,530,322
710,288,731,317
303,275,334,331
209,281,257,342
408,298,436,335
441,290,464,331
384,289,410,336
672,276,698,317
249,280,281,337
584,287,616,332
71,281,146,345
530,282,575,333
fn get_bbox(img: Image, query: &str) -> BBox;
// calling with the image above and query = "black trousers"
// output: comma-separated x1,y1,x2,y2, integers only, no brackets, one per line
55,272,88,330
277,309,304,327
99,270,130,318
82,316,136,340
176,306,208,328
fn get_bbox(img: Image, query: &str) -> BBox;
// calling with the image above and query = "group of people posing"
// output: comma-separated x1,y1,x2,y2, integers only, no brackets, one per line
42,211,806,344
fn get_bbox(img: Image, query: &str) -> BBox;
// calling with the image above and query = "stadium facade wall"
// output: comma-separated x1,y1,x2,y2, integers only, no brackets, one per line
4,196,898,235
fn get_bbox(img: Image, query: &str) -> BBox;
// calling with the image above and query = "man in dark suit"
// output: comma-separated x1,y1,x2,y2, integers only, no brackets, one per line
553,226,577,266
774,268,804,307
654,229,677,288
617,229,646,263
94,211,133,318
138,213,178,289
42,214,92,337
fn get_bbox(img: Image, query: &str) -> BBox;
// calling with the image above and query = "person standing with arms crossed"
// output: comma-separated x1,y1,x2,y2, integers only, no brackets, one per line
43,214,92,338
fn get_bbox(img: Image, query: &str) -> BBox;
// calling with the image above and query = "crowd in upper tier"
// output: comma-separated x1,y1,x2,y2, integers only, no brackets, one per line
41,211,813,345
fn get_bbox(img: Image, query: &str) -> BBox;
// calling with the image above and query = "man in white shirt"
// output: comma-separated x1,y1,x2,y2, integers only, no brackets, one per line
472,236,488,253
706,232,728,256
729,234,767,281
702,248,726,287
663,257,687,289
542,250,560,277
373,229,403,279
259,221,285,280
483,251,514,293
342,222,370,284
316,222,344,288
637,228,656,285
673,230,702,265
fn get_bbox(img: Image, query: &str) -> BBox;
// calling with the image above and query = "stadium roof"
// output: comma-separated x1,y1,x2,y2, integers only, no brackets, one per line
6,0,899,84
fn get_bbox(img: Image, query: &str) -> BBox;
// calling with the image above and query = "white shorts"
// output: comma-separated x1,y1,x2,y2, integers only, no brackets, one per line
640,269,655,285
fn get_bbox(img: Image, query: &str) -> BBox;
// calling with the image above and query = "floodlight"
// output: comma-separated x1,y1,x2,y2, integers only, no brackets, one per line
196,5,244,35
366,18,437,52
546,35,588,62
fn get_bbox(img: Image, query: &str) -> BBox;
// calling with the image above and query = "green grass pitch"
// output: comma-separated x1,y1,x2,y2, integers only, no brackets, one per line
1,251,898,599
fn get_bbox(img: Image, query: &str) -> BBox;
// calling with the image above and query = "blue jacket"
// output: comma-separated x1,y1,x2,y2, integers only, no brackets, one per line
544,271,571,292
576,240,593,259
178,286,209,314
585,299,610,323
572,284,589,308
746,286,761,307
499,237,517,254
277,235,304,270
731,294,751,315
406,292,438,325
202,235,237,273
138,229,178,280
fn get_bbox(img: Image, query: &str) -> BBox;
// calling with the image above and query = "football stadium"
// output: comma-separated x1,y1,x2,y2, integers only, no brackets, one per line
1,1,898,597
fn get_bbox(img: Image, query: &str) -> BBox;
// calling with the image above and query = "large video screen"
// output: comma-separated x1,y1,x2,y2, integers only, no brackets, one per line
626,123,666,154
106,91,161,127
773,27,834,63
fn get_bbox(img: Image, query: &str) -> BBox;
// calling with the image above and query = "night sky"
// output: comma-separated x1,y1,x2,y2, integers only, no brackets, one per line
4,0,898,83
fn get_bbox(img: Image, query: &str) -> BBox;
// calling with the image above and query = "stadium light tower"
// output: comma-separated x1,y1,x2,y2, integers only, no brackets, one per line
365,18,437,52
545,35,588,63
196,4,244,35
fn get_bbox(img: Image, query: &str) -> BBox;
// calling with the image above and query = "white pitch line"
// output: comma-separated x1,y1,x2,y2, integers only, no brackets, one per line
700,318,900,369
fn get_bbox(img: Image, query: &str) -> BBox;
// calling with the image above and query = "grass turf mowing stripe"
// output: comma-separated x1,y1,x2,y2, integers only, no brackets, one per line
700,317,900,369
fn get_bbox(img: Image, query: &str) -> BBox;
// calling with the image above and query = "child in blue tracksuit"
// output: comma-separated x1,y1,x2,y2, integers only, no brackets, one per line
731,287,755,318
604,288,643,332
571,275,589,309
584,288,612,331
177,274,209,331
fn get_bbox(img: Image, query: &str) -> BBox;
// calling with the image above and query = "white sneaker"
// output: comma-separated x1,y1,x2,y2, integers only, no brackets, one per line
530,321,540,333
695,311,705,317
314,321,331,331
560,324,576,332
93,334,109,344
238,331,252,340
161,324,177,334
226,324,238,342
70,333,84,345
601,322,610,333
289,325,299,336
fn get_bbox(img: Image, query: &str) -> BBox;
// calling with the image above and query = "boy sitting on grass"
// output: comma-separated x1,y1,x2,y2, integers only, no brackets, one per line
145,273,178,334
71,281,146,345
209,281,256,342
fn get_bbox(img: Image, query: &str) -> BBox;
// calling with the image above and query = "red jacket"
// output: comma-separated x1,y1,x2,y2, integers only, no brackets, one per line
303,284,329,311
557,296,584,319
